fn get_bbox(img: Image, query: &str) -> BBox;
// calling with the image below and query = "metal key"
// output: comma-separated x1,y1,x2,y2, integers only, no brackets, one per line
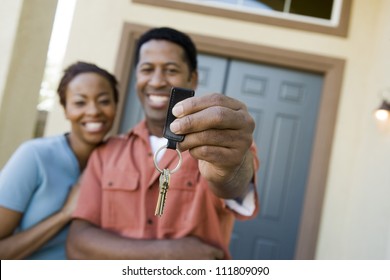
155,169,170,216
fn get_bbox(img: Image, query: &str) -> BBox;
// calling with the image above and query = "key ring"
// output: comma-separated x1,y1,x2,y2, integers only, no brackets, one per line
153,144,182,174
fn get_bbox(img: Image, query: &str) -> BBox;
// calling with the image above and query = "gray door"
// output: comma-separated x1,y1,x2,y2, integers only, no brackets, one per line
120,54,323,260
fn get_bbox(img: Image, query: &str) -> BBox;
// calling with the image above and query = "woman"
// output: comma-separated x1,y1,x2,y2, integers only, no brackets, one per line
0,61,118,259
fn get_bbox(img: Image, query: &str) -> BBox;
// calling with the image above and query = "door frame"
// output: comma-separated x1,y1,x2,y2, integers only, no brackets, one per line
113,22,345,259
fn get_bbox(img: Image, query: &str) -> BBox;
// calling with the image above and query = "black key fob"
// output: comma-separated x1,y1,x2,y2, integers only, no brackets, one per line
163,87,195,149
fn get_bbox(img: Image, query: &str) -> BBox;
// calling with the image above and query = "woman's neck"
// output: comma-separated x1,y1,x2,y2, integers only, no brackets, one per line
66,134,97,171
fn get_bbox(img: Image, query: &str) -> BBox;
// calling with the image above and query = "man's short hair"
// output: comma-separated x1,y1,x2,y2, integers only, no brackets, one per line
134,27,198,72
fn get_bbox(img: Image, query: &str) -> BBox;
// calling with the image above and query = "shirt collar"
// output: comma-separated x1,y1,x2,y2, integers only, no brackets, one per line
126,119,149,141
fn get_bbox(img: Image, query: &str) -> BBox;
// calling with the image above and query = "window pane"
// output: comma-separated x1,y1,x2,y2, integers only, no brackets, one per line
202,0,282,11
290,0,334,20
242,0,283,11
244,0,284,12
213,0,239,4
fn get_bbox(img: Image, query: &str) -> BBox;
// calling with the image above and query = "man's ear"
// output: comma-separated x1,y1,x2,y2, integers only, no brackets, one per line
189,70,198,89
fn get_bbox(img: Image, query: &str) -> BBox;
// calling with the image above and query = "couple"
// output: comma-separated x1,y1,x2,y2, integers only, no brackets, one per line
0,27,259,260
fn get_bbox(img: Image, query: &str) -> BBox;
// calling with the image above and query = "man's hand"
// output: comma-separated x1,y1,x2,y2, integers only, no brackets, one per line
170,93,255,198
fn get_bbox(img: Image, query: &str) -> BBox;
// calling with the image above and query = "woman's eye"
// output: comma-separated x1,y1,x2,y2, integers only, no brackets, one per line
99,99,112,105
74,101,85,107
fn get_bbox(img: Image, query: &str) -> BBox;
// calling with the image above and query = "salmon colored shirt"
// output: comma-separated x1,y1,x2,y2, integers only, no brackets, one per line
73,120,259,259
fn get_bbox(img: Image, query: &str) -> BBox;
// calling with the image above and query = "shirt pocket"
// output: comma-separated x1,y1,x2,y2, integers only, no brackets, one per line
101,169,141,234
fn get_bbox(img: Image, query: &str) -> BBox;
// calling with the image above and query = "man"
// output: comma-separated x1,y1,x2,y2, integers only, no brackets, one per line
67,27,259,259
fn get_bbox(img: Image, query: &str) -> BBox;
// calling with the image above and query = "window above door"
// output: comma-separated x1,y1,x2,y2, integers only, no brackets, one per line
132,0,352,37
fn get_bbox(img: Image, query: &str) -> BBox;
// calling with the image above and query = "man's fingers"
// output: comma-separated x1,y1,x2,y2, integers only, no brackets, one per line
171,106,252,134
172,93,246,117
178,129,247,150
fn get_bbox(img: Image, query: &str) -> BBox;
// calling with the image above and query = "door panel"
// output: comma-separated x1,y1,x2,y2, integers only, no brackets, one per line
196,54,227,96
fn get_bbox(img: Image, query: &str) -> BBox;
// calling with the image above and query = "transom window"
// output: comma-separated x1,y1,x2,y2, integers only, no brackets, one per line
132,0,351,36
182,0,339,25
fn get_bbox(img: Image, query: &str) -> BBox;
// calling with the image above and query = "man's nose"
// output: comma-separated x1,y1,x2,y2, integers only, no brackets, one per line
149,69,167,87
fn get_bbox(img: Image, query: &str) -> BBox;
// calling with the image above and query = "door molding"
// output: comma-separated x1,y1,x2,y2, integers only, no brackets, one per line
113,22,345,259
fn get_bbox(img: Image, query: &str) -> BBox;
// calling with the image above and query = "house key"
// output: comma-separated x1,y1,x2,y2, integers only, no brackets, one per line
155,169,170,216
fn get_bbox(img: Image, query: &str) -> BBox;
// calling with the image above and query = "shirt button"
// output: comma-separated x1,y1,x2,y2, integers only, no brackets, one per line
108,182,113,187
186,181,193,187
147,218,153,225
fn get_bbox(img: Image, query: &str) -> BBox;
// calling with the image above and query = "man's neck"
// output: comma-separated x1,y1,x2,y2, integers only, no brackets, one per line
146,120,165,138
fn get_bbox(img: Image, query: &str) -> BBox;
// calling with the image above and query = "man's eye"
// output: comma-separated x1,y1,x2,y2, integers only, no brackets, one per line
140,68,153,73
166,69,178,74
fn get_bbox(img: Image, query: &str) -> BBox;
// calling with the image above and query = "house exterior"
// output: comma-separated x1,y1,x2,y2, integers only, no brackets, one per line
1,0,390,259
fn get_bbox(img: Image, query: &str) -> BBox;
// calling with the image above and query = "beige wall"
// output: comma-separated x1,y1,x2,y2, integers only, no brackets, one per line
43,0,390,259
317,0,390,259
0,0,57,167
0,0,22,108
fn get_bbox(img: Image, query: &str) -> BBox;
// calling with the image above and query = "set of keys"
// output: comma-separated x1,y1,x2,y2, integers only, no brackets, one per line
153,145,182,217
153,87,194,217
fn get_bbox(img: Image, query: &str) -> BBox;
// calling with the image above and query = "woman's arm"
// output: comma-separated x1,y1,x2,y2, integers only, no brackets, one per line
0,184,79,259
